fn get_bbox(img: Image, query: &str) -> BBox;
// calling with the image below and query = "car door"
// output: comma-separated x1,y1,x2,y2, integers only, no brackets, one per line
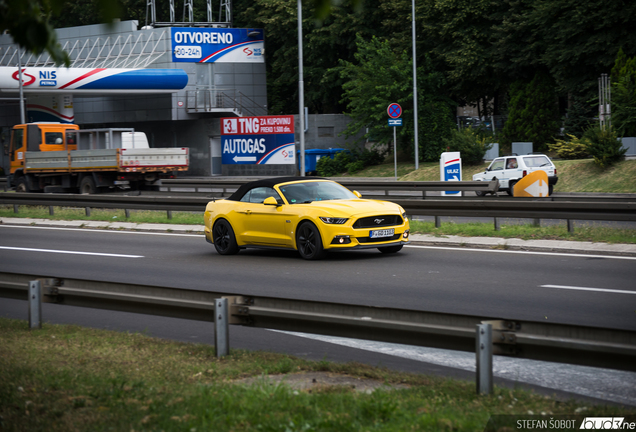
502,157,522,187
237,187,293,247
486,158,506,187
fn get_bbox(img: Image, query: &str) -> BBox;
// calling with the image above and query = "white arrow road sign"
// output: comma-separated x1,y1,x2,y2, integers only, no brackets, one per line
233,156,257,162
524,179,549,197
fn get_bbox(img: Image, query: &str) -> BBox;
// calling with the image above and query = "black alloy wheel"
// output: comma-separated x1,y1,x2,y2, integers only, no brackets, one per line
213,219,240,255
296,222,326,260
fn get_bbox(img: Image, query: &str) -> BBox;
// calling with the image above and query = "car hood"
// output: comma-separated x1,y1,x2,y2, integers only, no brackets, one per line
301,199,402,216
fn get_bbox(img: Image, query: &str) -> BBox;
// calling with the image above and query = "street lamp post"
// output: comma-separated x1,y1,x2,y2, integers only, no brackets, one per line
411,0,419,170
298,0,305,176
17,48,25,124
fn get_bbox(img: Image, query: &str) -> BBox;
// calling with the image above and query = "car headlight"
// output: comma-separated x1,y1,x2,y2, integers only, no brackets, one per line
319,217,348,224
402,212,408,221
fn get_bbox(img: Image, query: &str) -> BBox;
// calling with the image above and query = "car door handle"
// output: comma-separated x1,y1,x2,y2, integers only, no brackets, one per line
239,210,252,215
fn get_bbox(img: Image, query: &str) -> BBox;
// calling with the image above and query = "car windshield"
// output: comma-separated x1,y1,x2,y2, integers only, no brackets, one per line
279,181,357,204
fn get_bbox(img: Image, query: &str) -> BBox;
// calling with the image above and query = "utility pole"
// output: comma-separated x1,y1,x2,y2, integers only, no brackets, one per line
411,0,419,170
298,0,305,176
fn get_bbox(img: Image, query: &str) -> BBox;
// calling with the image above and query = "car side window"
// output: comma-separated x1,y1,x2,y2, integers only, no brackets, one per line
524,156,550,167
506,158,518,169
490,159,504,171
240,187,282,204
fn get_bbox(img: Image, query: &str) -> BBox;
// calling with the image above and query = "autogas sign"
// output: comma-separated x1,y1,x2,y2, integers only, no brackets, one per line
221,115,295,165
171,28,264,63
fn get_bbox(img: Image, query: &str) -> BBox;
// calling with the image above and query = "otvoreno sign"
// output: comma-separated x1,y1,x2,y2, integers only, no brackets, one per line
171,28,264,63
221,116,295,165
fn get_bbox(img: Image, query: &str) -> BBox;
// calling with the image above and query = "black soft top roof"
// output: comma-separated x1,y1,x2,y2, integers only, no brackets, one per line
227,176,328,201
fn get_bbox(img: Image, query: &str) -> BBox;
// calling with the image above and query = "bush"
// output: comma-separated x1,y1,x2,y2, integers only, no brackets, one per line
442,128,494,165
346,160,365,173
315,148,384,176
547,134,590,159
316,151,351,176
583,126,627,168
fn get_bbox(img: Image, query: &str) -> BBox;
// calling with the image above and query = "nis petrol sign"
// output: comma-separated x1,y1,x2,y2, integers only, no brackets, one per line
221,116,295,165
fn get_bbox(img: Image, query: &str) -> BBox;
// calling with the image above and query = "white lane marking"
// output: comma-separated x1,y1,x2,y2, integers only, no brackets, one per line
0,224,202,237
406,244,636,260
270,329,636,406
0,246,143,258
541,284,636,295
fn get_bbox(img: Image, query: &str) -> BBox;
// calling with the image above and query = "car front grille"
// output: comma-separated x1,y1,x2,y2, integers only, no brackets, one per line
353,215,402,229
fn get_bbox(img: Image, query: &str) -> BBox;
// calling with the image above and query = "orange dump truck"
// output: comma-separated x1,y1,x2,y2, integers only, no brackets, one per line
8,123,188,193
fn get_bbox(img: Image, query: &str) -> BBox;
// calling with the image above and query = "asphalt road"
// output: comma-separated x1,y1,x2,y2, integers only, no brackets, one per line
1,225,635,405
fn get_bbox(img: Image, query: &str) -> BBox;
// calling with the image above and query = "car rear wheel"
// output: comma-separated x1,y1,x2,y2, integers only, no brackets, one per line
213,219,240,255
378,245,403,254
296,222,326,260
549,184,554,195
508,180,517,197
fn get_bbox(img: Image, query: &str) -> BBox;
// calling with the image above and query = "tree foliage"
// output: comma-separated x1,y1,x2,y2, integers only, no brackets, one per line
0,0,122,65
611,48,636,137
443,128,493,165
583,126,627,168
501,72,560,152
337,35,454,163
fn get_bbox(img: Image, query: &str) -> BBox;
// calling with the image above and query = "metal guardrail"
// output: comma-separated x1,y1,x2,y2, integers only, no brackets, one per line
1,191,635,226
1,272,634,395
159,179,501,197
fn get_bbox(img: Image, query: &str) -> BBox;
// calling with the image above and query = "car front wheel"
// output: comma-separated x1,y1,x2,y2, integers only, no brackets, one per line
296,222,326,260
212,219,240,255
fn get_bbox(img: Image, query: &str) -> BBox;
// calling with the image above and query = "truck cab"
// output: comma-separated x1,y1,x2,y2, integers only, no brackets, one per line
9,123,80,191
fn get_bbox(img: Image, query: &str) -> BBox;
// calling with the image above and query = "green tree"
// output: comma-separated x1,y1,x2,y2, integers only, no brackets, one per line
338,35,453,163
501,72,560,152
0,0,122,65
562,95,594,138
443,128,493,165
421,0,506,116
583,126,627,168
234,0,383,115
610,48,636,137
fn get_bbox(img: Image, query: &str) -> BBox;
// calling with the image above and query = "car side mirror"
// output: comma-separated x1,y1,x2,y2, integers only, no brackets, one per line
353,190,362,198
263,196,280,206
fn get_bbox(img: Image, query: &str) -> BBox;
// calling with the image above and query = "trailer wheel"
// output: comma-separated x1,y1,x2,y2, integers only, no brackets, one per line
80,176,97,194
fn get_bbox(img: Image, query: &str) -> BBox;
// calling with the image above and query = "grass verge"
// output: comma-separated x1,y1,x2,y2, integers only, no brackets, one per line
1,317,632,432
348,158,636,194
409,220,636,244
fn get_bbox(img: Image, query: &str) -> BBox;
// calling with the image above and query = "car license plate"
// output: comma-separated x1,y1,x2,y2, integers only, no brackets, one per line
369,228,394,238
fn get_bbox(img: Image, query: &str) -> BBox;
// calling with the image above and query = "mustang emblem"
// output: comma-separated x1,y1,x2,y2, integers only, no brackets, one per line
374,218,384,224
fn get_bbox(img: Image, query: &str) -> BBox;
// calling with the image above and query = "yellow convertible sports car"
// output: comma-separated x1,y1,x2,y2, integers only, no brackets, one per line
204,177,410,260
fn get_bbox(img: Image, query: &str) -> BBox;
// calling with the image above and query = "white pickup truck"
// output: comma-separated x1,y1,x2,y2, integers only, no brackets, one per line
472,154,558,196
